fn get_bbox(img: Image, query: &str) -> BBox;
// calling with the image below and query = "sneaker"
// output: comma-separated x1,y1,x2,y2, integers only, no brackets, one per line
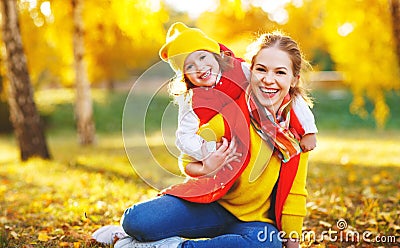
91,225,128,244
114,236,183,248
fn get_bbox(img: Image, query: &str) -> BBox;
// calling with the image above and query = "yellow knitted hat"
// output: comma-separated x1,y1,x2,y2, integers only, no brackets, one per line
159,22,220,72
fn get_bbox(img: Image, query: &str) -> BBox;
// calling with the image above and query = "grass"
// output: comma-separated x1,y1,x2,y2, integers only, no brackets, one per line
312,90,400,130
0,88,399,247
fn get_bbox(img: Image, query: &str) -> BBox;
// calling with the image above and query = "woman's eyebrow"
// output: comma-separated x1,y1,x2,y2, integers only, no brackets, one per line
254,63,266,67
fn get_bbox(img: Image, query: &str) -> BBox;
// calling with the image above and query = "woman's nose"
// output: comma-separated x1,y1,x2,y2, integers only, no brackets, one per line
261,73,274,83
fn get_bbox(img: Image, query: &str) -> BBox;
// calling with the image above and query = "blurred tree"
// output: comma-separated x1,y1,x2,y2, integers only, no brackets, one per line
196,0,276,58
282,0,333,71
84,0,168,88
16,0,168,88
0,0,50,160
390,0,400,67
72,0,95,145
321,0,400,128
18,0,74,87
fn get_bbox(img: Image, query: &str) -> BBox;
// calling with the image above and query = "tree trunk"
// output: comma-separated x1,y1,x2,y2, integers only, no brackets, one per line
391,0,400,67
0,0,50,160
72,0,95,145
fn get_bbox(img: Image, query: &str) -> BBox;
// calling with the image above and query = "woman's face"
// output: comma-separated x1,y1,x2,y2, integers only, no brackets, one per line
250,47,298,114
183,50,220,87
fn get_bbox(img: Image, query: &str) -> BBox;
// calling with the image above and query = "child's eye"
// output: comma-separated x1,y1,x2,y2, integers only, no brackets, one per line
200,55,206,60
185,64,193,71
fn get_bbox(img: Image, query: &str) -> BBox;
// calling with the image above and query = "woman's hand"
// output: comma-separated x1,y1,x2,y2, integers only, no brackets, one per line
202,137,241,176
184,137,241,177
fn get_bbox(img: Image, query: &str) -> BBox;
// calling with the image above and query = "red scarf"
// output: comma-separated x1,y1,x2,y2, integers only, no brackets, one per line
248,93,302,162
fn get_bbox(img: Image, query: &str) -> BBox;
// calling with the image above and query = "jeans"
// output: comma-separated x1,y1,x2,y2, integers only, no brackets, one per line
120,195,282,248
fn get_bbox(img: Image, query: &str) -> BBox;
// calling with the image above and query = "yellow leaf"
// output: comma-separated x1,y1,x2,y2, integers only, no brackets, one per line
319,220,332,228
73,242,80,248
38,232,49,242
347,171,357,183
371,174,381,184
10,231,19,240
380,212,393,223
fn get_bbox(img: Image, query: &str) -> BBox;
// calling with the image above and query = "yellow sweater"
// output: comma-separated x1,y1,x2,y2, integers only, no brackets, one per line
196,114,309,237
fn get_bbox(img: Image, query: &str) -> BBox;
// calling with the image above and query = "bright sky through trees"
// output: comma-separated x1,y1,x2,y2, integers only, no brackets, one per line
164,0,297,22
164,0,218,18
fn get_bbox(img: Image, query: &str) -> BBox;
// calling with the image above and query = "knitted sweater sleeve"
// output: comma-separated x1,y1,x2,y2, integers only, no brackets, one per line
175,94,216,161
292,96,318,134
281,152,309,238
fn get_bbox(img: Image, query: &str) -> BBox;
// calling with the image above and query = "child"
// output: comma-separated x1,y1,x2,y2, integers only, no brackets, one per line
159,22,317,175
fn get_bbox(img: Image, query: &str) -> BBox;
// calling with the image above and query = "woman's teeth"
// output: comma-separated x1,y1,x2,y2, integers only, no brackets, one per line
260,87,278,94
201,70,211,79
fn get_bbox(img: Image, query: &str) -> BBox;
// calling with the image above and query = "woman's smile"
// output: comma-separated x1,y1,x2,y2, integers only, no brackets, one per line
259,87,279,97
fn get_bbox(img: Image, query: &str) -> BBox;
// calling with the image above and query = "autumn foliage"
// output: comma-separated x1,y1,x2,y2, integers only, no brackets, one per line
0,0,400,247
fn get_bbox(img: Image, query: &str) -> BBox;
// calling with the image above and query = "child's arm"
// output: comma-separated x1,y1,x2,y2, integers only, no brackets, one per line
299,133,317,152
175,94,216,161
292,96,318,152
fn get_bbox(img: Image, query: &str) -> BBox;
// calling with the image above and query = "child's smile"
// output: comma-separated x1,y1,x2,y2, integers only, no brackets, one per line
184,50,220,87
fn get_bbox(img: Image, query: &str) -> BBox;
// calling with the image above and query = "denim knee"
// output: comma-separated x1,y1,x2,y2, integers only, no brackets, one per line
120,204,149,240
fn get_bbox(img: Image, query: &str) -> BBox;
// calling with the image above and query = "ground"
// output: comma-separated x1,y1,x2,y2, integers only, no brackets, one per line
0,89,399,247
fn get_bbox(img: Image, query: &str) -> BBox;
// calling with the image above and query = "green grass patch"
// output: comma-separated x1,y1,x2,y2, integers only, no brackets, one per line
312,90,400,130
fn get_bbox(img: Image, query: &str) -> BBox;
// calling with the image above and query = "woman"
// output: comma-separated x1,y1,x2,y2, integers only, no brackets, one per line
95,31,313,248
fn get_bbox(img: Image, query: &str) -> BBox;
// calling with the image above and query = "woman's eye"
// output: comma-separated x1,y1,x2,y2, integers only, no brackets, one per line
277,71,286,75
255,67,266,72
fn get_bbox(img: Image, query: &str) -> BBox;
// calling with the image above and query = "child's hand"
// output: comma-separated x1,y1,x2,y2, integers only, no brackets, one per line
300,133,317,152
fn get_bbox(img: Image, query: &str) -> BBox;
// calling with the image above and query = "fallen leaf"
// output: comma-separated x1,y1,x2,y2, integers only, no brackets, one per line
10,231,19,240
59,241,70,247
379,212,393,223
319,220,332,228
38,232,49,242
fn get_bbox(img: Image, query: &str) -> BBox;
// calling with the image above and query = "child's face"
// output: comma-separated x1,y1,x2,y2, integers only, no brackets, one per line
250,47,298,114
183,50,220,87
